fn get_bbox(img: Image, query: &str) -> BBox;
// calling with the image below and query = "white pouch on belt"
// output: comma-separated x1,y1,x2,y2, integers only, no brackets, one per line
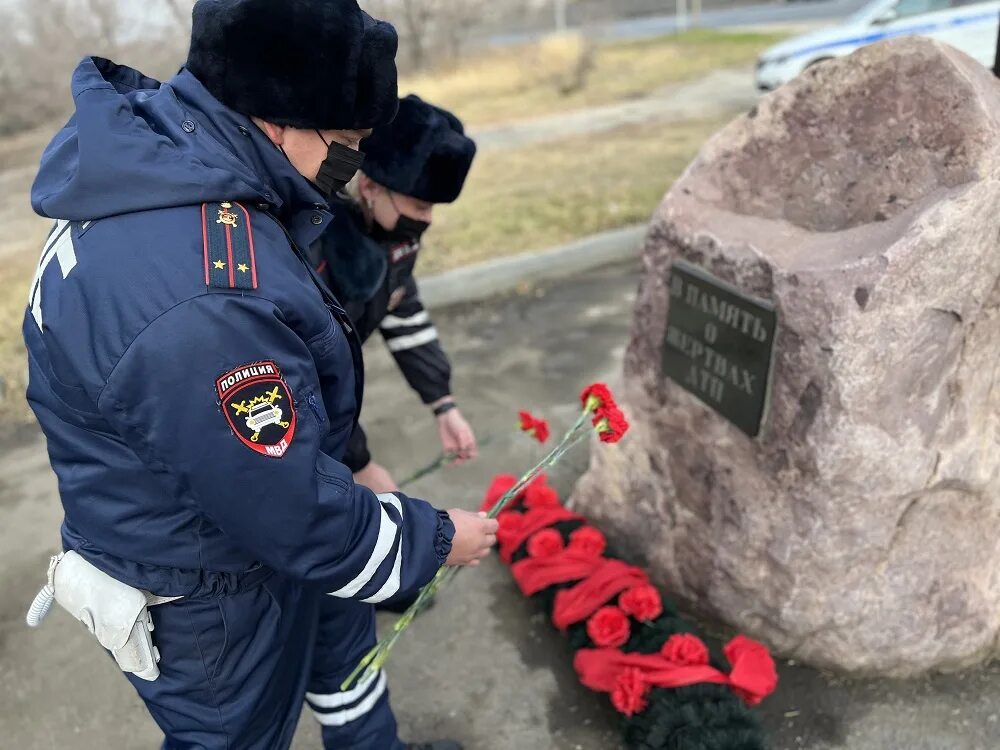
26,550,174,681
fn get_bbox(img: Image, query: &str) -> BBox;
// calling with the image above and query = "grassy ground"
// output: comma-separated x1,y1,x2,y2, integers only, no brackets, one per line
421,115,731,274
401,29,783,127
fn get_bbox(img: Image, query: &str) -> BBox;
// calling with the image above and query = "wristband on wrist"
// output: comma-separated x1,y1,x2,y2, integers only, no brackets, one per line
432,401,457,417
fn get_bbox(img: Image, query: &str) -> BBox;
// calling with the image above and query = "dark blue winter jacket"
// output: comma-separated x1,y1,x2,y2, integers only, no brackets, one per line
24,57,452,601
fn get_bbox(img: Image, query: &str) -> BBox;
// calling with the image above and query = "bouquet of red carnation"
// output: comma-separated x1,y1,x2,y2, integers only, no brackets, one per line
342,383,631,691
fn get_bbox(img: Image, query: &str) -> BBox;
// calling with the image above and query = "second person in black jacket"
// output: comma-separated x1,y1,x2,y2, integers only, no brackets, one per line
311,94,479,494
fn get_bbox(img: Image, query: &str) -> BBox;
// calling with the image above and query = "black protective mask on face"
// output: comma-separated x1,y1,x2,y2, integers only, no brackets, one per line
372,190,431,246
314,131,365,199
372,213,431,246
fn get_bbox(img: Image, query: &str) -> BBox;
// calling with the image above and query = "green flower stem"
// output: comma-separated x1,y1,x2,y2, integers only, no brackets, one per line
340,641,381,692
398,436,496,489
341,407,597,691
398,452,457,489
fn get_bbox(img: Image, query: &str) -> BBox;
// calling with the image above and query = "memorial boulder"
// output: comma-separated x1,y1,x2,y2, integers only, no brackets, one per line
571,38,1000,676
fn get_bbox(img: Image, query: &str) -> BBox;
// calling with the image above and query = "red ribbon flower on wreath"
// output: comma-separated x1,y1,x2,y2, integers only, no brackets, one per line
587,606,632,648
618,584,663,622
574,632,778,716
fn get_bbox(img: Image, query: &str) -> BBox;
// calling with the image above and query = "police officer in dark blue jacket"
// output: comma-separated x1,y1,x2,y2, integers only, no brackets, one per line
24,1,496,748
310,95,479,496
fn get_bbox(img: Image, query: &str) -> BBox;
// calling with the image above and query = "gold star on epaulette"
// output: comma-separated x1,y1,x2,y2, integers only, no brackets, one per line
213,260,225,270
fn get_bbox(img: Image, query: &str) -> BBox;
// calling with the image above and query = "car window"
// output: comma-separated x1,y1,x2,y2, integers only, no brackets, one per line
892,0,952,17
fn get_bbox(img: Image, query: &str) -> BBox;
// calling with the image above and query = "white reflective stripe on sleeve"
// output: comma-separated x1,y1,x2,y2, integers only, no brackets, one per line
362,494,403,603
386,326,439,352
361,541,403,604
381,310,430,330
327,498,399,599
311,672,388,727
305,669,380,709
376,492,402,516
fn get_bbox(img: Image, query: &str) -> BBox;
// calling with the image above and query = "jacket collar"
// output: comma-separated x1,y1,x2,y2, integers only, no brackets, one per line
167,68,333,248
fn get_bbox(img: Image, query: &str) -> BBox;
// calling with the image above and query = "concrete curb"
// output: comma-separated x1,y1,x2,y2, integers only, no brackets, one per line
420,224,646,309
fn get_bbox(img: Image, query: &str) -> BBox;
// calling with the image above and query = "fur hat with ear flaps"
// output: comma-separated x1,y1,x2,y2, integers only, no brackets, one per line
186,0,399,130
360,94,477,204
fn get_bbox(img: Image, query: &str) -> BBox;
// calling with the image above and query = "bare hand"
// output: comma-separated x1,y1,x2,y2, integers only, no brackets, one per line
445,509,498,567
353,461,399,494
435,406,478,465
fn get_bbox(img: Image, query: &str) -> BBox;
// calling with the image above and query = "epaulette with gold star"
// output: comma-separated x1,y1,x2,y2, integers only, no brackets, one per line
202,201,258,290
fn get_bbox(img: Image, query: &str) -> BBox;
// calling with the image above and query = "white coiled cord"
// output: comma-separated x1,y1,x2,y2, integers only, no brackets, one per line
25,553,62,628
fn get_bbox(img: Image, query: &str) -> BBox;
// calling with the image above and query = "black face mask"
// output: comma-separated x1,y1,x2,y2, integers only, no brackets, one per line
371,213,431,246
314,131,365,199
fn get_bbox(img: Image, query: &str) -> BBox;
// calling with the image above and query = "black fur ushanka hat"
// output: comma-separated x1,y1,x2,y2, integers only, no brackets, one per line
187,0,399,130
360,95,477,204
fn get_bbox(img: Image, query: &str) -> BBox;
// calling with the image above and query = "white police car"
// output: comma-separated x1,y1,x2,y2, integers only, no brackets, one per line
756,0,1000,90
245,402,284,432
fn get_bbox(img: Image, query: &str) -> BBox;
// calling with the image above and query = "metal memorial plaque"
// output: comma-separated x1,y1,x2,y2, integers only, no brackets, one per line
661,261,777,437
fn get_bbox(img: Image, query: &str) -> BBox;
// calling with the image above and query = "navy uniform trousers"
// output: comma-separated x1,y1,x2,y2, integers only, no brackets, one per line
130,579,405,750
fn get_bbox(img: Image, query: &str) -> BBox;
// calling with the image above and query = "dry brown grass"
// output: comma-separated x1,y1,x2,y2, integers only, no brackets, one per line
421,114,733,274
402,29,785,128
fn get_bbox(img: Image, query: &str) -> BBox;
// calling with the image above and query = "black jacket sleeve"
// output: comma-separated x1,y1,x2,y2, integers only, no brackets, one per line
343,423,372,473
379,277,452,405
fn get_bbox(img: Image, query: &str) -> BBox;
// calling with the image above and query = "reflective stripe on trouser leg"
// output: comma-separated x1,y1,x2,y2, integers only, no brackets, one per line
308,596,405,750
306,669,388,725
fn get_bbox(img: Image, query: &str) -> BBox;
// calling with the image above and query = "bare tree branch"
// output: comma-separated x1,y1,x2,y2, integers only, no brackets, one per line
161,0,192,30
436,0,490,60
399,0,438,69
84,0,121,55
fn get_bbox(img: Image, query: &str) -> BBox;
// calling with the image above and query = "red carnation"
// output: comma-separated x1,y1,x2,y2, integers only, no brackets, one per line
596,407,630,444
661,633,710,666
568,526,607,558
480,474,518,513
619,585,663,622
581,383,616,413
524,483,560,509
527,528,565,559
610,667,650,717
586,606,631,648
724,635,778,706
518,410,551,444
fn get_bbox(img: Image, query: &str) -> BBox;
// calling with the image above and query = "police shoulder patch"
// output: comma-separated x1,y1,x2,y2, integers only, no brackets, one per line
202,201,258,290
216,361,295,458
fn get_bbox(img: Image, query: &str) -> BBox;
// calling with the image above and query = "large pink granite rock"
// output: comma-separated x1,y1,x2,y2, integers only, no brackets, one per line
571,38,1000,676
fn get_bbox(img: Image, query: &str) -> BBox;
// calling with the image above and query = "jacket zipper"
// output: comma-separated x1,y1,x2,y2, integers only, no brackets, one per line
305,393,325,423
